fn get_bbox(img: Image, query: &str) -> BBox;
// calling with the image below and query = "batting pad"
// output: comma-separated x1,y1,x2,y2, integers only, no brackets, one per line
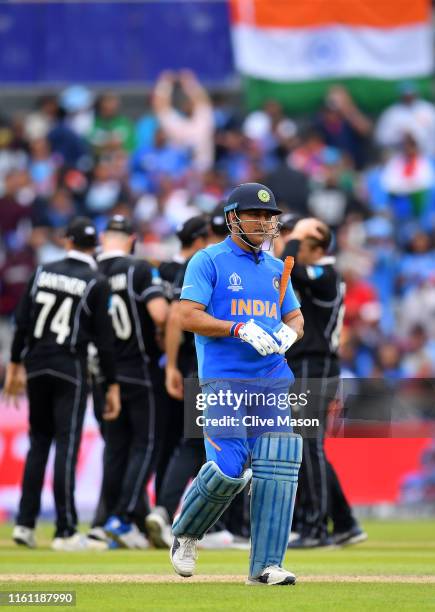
172,461,252,538
250,433,303,578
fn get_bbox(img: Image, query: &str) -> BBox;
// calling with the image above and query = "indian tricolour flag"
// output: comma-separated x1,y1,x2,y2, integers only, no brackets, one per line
230,0,434,112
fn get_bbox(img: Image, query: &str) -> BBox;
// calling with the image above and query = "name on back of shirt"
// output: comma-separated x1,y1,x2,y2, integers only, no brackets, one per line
108,273,127,291
37,272,87,297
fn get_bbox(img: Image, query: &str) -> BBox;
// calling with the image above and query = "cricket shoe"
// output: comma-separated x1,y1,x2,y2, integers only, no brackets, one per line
86,527,109,550
198,529,234,549
247,565,296,586
87,526,108,542
229,535,251,551
288,534,337,549
331,525,368,547
145,506,172,548
51,533,90,551
104,517,150,549
12,525,36,549
170,536,198,577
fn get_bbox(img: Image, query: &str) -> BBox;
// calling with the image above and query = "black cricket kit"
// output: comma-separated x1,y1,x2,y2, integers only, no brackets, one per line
11,250,116,537
283,239,355,541
152,256,189,502
159,215,209,301
97,251,165,521
171,260,198,378
158,255,186,301
284,246,344,371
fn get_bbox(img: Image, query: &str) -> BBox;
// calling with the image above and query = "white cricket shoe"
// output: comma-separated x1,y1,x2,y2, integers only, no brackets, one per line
51,533,90,552
104,517,150,549
198,529,235,549
87,526,108,541
145,507,172,548
85,527,109,551
170,536,198,577
87,526,109,548
12,525,36,549
117,524,150,550
247,565,296,586
288,531,300,544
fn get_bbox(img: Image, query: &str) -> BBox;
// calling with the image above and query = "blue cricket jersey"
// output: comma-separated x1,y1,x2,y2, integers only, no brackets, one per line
180,236,300,380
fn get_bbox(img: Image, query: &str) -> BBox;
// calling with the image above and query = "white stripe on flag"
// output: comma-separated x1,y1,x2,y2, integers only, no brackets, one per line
232,23,433,81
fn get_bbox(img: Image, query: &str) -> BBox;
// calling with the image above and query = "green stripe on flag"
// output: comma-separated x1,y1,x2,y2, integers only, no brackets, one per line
243,76,434,114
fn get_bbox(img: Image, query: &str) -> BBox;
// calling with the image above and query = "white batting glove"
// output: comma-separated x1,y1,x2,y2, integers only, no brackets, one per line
272,322,298,355
231,319,280,356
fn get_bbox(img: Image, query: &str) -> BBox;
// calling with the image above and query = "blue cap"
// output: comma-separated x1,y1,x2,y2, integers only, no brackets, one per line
224,183,282,215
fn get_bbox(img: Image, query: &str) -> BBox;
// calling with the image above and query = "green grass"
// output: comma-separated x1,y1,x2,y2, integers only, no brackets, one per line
0,521,434,611
0,584,434,612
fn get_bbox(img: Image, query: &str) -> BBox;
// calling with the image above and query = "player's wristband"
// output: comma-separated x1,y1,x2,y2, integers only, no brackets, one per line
230,322,244,338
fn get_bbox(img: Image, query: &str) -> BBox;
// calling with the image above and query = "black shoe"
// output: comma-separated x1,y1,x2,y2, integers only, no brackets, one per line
288,534,337,549
331,525,368,546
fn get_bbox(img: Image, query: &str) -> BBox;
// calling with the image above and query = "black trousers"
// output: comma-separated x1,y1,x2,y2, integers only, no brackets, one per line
17,360,87,537
154,394,184,503
154,358,196,501
158,437,204,520
101,382,158,523
291,356,355,538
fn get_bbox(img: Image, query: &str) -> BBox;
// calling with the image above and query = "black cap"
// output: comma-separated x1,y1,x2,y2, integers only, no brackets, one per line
224,183,282,215
65,217,97,248
210,203,228,236
280,212,303,232
176,216,209,246
106,214,134,235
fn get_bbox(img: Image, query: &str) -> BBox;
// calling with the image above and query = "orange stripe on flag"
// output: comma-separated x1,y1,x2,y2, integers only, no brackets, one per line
230,0,430,29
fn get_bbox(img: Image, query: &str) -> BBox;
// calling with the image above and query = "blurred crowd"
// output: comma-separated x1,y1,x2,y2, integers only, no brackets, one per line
1,72,435,381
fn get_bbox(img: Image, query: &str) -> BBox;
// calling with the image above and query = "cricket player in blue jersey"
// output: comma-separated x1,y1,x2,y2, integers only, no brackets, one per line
170,183,304,585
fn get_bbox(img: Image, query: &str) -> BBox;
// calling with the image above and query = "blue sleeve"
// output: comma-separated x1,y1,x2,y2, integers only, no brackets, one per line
281,279,300,317
180,250,216,307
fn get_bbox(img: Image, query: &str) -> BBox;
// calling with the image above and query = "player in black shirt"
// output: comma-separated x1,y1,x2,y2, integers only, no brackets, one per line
4,217,120,551
281,217,367,547
158,217,209,302
151,216,210,506
95,215,169,548
164,217,210,398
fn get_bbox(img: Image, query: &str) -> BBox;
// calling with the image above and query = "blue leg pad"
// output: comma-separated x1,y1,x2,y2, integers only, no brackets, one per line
250,433,303,578
172,461,252,538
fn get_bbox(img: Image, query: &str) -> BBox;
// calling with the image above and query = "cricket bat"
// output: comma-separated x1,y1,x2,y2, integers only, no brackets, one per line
279,256,294,307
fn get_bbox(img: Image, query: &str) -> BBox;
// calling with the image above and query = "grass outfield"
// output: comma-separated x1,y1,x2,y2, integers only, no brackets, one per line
0,520,434,610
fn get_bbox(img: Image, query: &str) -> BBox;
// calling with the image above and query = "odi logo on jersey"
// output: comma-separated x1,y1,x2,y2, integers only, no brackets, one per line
230,298,278,319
